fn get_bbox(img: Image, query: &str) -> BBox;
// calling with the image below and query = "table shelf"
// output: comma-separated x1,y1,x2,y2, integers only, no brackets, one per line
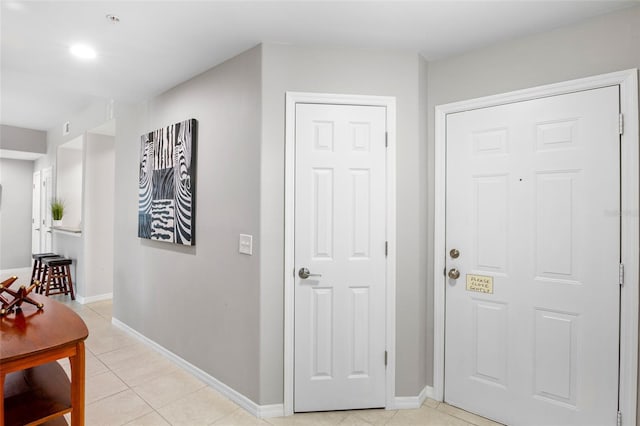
4,362,71,426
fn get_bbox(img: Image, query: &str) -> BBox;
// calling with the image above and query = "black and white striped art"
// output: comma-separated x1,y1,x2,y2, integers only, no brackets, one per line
138,119,196,245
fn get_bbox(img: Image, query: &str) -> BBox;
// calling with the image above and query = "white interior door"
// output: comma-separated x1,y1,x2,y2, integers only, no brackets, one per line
444,86,621,425
40,167,53,252
294,103,387,412
32,170,41,253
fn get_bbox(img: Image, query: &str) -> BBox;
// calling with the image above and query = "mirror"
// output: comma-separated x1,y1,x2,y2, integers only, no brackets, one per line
55,135,83,230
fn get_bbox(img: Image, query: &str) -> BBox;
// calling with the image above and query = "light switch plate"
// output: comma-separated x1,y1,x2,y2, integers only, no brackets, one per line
239,234,253,255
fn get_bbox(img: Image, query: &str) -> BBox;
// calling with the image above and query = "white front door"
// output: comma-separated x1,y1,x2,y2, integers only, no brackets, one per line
445,86,620,425
294,103,387,412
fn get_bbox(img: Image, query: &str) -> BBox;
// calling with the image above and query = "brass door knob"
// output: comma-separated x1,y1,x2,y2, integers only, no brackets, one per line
448,269,460,279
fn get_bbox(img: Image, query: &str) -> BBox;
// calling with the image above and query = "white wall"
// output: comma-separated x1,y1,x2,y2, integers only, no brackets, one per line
56,144,83,228
52,231,82,292
0,158,34,269
84,132,115,298
53,142,84,295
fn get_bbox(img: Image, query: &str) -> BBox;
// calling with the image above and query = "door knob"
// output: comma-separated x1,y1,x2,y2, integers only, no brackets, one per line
448,268,460,279
298,267,322,279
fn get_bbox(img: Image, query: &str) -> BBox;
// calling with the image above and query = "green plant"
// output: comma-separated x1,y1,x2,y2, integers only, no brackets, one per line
51,198,65,221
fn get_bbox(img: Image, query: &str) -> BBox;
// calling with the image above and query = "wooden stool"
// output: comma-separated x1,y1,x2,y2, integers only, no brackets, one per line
31,253,58,288
42,257,75,300
38,256,64,295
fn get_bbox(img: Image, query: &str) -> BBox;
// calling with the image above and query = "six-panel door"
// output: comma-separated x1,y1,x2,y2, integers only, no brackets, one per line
294,103,387,412
445,86,621,425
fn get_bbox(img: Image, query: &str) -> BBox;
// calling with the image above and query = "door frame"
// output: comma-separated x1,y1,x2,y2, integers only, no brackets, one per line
32,170,41,254
433,69,639,424
284,92,397,415
40,166,53,252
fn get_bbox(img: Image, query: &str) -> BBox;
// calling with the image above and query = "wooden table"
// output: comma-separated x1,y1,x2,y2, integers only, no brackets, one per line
1,293,88,425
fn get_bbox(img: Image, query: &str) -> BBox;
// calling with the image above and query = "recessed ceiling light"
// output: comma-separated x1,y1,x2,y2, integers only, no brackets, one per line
70,44,97,60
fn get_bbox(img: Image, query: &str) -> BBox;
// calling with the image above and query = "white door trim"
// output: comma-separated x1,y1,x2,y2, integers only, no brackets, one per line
433,69,639,424
284,92,397,415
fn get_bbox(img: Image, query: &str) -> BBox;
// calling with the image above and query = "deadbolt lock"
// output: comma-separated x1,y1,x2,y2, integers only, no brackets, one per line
449,248,460,259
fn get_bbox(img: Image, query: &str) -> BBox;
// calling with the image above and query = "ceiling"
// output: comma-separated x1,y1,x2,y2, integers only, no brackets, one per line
2,1,638,132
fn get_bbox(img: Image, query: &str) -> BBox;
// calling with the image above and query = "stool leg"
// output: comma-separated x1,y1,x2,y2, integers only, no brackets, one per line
30,259,39,284
38,264,47,294
65,264,75,300
44,265,53,296
54,266,63,291
37,262,47,290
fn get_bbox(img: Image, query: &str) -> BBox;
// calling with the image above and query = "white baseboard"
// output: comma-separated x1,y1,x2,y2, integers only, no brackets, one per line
256,404,286,418
423,385,435,401
77,292,113,304
391,385,433,409
111,317,284,419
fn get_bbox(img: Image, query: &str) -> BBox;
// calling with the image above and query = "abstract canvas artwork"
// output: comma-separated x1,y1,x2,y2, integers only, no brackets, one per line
138,118,196,245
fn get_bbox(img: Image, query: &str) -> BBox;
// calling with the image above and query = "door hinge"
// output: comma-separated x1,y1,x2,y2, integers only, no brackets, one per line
619,113,624,135
385,132,388,148
385,241,388,257
617,410,622,426
384,350,388,367
619,263,624,286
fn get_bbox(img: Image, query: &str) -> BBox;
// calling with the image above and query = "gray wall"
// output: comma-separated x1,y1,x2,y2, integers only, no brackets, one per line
259,44,429,401
113,46,263,401
426,5,640,421
0,158,34,269
113,42,430,406
0,125,46,154
37,100,112,173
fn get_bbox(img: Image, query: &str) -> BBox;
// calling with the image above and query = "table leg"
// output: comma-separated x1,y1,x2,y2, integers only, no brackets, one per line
69,341,85,426
0,371,5,425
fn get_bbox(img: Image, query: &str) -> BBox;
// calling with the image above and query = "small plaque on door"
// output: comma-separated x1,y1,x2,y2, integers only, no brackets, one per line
466,274,494,294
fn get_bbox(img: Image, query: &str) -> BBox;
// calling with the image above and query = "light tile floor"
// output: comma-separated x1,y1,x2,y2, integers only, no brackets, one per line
47,297,502,426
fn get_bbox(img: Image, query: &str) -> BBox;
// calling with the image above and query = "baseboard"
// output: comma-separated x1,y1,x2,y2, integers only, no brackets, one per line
256,403,286,418
423,385,435,401
77,292,113,304
391,385,433,409
112,317,285,419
